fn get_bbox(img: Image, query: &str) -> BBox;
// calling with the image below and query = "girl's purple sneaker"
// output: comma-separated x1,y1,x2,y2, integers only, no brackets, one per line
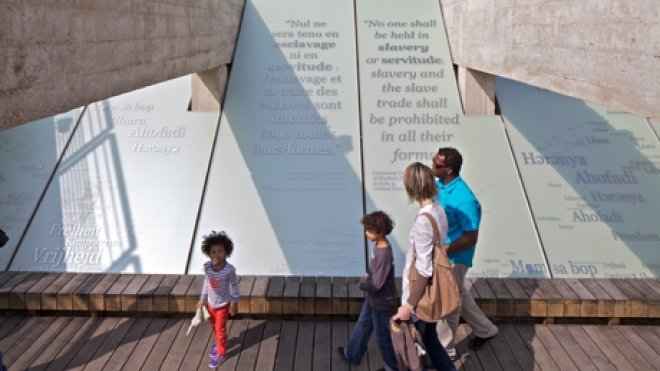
209,344,217,357
209,354,224,368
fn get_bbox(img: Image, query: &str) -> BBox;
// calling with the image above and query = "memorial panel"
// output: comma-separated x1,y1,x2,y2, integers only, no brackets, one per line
0,109,82,270
10,77,218,273
188,0,364,275
356,0,547,277
498,78,660,278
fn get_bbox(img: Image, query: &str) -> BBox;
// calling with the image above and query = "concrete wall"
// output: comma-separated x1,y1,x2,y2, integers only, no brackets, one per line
0,0,244,130
441,0,660,120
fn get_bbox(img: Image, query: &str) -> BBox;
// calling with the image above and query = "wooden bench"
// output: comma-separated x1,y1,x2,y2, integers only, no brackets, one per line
0,271,658,322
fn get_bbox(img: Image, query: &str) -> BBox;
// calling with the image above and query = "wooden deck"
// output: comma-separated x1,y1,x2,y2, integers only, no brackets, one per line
1,271,659,321
0,315,658,370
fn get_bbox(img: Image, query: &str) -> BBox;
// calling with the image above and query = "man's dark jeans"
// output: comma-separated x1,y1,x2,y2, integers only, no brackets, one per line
345,300,398,371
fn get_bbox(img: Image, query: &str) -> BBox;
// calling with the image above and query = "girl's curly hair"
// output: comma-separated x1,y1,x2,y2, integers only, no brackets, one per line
201,230,234,257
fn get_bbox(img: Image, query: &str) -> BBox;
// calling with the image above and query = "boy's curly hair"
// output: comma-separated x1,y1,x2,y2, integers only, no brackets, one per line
361,211,394,236
201,230,234,257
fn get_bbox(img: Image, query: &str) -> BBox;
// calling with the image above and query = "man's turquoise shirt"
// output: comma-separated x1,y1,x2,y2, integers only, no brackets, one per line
435,176,481,267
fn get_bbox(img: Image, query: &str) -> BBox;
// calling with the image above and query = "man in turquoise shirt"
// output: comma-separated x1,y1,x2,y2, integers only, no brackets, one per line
432,147,498,359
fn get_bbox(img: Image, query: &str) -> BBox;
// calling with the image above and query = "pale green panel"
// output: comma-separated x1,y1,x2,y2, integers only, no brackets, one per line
357,0,545,277
0,108,83,270
498,77,660,278
10,77,217,273
189,0,365,275
649,119,660,141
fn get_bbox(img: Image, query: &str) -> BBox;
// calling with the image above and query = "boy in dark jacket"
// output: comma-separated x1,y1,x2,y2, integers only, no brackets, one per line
338,211,398,371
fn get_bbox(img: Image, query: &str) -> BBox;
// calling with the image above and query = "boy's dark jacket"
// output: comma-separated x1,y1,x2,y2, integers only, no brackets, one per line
359,243,398,310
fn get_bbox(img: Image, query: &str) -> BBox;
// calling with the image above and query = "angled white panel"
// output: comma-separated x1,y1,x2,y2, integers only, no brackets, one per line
0,108,82,270
10,77,217,273
498,78,660,278
189,0,364,275
649,119,660,141
356,0,546,277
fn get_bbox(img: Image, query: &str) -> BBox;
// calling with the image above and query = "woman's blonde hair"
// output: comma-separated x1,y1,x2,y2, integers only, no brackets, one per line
403,162,438,202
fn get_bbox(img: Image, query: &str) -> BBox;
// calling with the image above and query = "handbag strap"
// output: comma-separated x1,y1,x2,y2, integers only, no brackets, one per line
421,212,446,255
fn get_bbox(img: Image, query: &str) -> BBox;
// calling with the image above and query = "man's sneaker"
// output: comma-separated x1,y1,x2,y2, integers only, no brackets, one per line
209,344,217,357
468,334,497,350
336,346,347,361
209,354,224,368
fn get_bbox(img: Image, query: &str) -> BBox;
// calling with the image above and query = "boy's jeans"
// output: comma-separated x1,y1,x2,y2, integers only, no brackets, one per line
345,300,398,371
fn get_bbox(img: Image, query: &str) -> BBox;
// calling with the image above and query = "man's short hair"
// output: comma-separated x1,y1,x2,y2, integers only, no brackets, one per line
437,147,463,175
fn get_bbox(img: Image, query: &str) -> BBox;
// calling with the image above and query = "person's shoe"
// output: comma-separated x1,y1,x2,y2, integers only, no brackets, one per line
468,334,497,350
209,354,224,368
209,344,217,357
336,346,348,361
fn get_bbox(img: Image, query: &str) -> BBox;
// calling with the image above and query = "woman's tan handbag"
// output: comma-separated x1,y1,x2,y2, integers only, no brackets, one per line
408,212,461,322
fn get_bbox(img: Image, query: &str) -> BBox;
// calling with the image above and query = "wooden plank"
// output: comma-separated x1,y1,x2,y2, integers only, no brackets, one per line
582,325,635,371
235,320,266,371
254,321,282,371
169,275,194,312
564,326,616,371
550,280,581,317
514,323,559,370
394,276,402,300
0,317,37,356
0,271,32,309
56,273,90,310
533,325,577,370
102,318,152,371
488,323,522,371
563,279,597,317
610,279,647,317
251,276,269,314
470,329,503,371
152,274,179,312
578,279,613,317
105,274,134,312
120,318,170,370
237,275,255,314
600,326,654,371
454,323,484,371
330,321,349,371
266,276,285,314
0,271,15,287
366,327,385,371
274,321,297,371
498,324,538,371
88,274,120,311
315,277,333,315
72,274,105,311
546,325,598,371
501,278,531,317
617,326,660,368
41,273,77,310
63,317,120,371
137,274,164,312
485,278,514,317
282,276,300,315
472,278,497,317
177,316,213,370
5,316,67,370
185,274,205,313
44,317,103,371
293,321,314,371
121,274,149,312
634,279,660,317
160,316,198,371
299,276,316,315
223,319,249,370
25,273,61,310
312,321,331,370
594,279,630,317
536,279,564,318
140,318,184,370
9,272,46,309
347,277,364,316
81,317,136,370
26,316,88,371
517,279,547,317
331,276,349,315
